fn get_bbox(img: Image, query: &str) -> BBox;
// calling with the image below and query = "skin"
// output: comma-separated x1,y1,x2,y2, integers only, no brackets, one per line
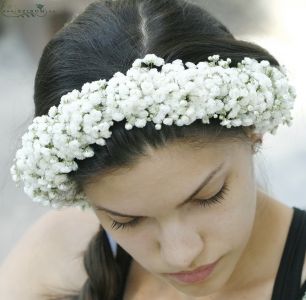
83,133,295,299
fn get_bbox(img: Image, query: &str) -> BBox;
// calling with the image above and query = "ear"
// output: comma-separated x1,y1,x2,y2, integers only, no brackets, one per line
242,127,263,153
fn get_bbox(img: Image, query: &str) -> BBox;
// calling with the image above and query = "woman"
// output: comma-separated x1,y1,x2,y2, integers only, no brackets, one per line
1,0,305,299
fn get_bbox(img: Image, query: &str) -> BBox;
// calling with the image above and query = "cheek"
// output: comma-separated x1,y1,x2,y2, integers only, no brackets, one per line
98,218,140,249
109,229,156,266
193,175,257,252
191,208,255,255
217,200,256,250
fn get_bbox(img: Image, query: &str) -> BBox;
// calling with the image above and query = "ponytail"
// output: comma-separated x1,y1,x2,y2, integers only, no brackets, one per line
80,225,122,299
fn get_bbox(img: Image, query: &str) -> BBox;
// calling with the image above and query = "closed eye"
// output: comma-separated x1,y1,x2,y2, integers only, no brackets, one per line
110,182,229,231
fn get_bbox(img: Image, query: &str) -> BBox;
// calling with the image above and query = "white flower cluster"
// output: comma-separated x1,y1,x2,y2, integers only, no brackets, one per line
10,54,296,210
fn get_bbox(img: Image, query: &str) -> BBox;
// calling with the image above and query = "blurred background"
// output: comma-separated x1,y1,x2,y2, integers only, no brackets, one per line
0,0,305,263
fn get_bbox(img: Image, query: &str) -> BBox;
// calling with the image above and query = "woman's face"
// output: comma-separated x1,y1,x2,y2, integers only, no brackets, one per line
84,140,258,297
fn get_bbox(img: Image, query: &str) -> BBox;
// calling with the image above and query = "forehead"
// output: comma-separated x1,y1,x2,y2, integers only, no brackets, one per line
84,142,245,209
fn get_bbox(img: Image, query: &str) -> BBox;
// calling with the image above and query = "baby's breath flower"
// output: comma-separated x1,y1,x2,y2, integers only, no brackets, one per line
10,54,296,210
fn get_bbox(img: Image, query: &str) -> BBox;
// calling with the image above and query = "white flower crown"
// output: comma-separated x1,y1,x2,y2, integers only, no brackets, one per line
10,54,296,210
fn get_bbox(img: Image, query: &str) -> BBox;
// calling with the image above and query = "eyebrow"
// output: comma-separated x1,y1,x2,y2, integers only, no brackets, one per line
93,162,225,218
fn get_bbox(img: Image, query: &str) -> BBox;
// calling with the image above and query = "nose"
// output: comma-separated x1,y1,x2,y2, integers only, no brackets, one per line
158,221,204,270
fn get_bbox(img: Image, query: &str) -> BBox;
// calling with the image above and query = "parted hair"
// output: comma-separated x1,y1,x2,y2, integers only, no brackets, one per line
35,0,279,299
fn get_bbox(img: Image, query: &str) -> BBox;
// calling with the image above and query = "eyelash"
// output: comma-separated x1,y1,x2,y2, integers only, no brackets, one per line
110,183,230,231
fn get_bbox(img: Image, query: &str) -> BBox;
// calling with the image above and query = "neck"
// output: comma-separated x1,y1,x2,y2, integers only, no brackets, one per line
210,189,293,296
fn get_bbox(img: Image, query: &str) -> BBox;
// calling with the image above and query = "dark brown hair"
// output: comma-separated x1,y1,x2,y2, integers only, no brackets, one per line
34,0,279,299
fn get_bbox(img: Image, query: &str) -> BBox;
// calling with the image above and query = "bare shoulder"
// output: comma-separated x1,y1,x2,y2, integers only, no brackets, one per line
0,207,100,300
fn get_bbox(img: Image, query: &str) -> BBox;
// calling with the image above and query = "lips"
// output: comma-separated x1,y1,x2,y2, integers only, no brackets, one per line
167,261,217,275
164,258,220,284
